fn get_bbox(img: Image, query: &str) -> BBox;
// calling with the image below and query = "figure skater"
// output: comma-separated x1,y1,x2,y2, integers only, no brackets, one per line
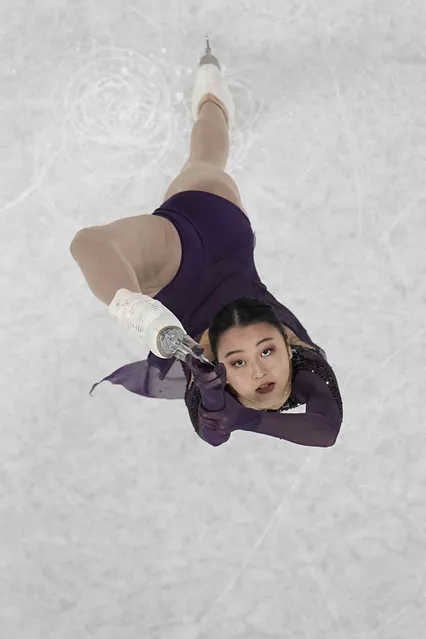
70,37,343,448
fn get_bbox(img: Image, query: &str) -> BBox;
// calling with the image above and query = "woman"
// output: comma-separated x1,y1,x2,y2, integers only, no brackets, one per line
71,39,343,448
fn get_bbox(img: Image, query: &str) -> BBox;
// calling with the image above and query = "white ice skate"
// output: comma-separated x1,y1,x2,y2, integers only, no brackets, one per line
191,36,235,132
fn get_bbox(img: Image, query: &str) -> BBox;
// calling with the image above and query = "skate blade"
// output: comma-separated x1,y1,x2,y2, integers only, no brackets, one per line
199,35,221,69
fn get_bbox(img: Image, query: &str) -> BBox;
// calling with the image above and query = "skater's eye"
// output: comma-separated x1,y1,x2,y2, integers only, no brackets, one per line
231,347,275,368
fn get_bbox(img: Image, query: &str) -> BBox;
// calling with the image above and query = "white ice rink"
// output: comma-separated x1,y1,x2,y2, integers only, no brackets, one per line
1,2,424,638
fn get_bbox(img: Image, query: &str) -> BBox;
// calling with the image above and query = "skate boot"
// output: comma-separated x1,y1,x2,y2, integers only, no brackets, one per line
108,288,212,364
191,36,235,132
108,288,185,359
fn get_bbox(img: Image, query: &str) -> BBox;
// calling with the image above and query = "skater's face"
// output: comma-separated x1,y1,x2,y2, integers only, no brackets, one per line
217,323,292,410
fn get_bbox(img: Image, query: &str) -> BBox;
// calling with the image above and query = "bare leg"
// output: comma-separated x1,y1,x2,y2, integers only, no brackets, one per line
182,96,230,171
70,232,142,306
162,95,246,214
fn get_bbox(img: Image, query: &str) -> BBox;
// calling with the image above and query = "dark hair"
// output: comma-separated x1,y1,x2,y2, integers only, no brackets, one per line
208,297,289,364
207,298,292,408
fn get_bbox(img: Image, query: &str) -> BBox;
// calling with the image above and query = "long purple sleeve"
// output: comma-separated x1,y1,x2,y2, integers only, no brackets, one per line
184,347,343,448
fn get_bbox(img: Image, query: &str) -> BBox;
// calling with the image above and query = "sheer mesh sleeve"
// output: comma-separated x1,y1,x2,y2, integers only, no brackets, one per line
184,347,343,448
185,380,232,446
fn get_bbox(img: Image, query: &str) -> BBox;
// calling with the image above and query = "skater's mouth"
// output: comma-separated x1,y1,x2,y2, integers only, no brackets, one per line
256,382,275,394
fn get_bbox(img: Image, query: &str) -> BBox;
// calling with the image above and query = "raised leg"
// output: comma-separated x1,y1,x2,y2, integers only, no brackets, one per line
70,215,182,303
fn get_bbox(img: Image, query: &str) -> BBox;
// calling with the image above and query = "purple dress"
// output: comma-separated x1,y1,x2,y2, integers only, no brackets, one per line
90,191,343,448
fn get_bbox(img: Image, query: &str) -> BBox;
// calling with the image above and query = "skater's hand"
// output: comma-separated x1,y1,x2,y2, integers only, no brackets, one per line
185,355,227,412
185,355,256,441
